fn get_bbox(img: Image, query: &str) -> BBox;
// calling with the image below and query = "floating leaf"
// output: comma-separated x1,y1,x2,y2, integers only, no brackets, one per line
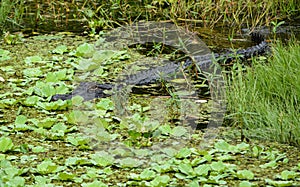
58,172,76,181
1,98,17,105
66,134,90,147
92,50,115,63
171,126,187,137
34,81,56,97
93,67,107,77
96,98,114,110
239,181,253,187
236,170,254,180
178,163,195,176
81,180,108,187
66,110,87,124
214,140,238,152
140,169,156,180
51,123,68,134
52,45,68,54
15,115,27,126
176,148,192,158
265,179,293,187
37,118,56,128
37,100,70,111
36,159,58,174
23,96,40,106
7,176,25,187
161,148,177,157
75,43,95,57
260,160,277,169
34,175,52,185
76,59,98,71
118,157,143,168
187,180,200,187
158,124,172,135
236,142,250,151
280,170,297,180
65,156,90,166
252,145,263,157
210,161,227,172
25,56,43,64
194,164,210,176
150,175,170,187
0,137,14,152
31,146,47,153
0,49,11,61
46,69,69,82
23,68,43,77
90,151,115,167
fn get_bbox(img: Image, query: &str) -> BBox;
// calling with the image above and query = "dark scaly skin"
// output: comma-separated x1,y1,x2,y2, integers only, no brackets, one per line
51,33,268,101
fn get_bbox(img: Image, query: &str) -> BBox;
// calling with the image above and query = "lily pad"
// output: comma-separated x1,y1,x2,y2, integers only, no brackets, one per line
0,137,14,152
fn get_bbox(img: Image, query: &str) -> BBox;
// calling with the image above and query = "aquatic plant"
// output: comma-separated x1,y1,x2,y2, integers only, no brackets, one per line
226,40,300,146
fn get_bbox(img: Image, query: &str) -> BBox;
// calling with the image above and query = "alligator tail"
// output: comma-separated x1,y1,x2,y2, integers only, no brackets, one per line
218,33,268,63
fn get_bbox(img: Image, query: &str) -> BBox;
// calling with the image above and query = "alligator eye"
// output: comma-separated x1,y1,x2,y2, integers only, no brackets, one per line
50,94,66,101
50,96,58,101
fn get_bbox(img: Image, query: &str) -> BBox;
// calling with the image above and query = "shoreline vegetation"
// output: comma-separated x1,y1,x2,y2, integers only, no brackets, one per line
226,41,300,147
0,0,299,33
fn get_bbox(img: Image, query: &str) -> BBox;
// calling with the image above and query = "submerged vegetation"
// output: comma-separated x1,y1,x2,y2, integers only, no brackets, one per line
0,0,299,186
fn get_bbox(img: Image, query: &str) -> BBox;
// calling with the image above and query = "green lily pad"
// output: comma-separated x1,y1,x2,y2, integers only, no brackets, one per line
75,43,95,57
23,68,43,77
117,157,143,168
57,172,76,181
178,163,195,176
239,181,253,187
0,49,11,61
0,137,14,152
23,96,40,106
150,175,170,187
37,118,56,128
81,180,108,187
265,179,294,187
214,140,238,153
260,160,277,169
176,147,192,158
25,55,43,65
210,161,227,172
90,151,115,167
36,159,58,174
52,45,68,54
280,170,297,180
140,169,156,180
194,164,210,176
236,169,254,180
96,98,114,110
171,126,188,137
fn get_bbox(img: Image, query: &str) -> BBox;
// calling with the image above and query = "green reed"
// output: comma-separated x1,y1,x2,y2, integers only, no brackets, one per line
0,0,24,31
226,40,300,146
2,0,299,33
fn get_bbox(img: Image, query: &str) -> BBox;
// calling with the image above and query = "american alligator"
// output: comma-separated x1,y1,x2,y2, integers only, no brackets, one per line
51,24,268,101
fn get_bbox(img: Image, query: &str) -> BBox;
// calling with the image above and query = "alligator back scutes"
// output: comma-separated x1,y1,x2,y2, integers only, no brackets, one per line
213,33,268,63
51,30,268,101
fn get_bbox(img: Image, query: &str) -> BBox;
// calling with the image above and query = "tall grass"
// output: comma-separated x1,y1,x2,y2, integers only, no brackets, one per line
226,41,300,146
0,0,13,28
2,0,299,33
0,0,24,31
94,0,299,29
